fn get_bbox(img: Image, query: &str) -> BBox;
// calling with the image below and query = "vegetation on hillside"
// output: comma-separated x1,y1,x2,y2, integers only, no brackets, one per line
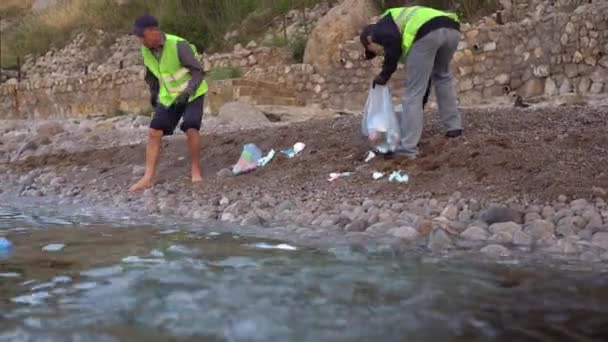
1,0,498,68
0,0,325,67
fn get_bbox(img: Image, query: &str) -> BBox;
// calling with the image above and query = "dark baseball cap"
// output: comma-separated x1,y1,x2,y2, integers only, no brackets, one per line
360,24,376,60
133,14,159,37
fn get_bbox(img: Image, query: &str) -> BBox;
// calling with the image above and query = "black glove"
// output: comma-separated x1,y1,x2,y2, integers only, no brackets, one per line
372,74,388,88
171,91,190,112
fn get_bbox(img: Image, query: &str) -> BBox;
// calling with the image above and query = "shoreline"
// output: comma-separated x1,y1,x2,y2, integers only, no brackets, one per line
1,105,608,264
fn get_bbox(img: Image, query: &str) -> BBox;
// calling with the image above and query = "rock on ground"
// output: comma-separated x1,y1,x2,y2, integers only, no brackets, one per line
480,206,523,225
481,244,511,257
303,0,378,68
218,101,270,126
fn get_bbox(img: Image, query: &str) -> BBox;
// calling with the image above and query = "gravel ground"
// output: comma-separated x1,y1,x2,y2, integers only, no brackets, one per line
1,104,608,264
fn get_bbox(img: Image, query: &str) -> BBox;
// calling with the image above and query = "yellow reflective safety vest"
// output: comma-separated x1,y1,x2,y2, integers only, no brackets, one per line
141,33,208,107
384,6,459,57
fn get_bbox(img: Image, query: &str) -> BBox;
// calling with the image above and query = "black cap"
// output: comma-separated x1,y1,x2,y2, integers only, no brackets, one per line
359,24,376,60
133,14,159,37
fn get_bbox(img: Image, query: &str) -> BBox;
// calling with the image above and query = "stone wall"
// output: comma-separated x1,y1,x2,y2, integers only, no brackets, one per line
246,2,608,109
0,71,300,119
1,2,607,118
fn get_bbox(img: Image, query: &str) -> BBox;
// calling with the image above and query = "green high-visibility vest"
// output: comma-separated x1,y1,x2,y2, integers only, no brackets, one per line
141,33,208,107
384,6,459,58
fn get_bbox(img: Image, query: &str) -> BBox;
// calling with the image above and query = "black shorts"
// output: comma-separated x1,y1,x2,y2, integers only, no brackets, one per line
150,95,205,136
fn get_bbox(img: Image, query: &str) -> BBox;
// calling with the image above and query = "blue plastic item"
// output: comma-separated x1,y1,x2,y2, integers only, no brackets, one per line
0,238,13,257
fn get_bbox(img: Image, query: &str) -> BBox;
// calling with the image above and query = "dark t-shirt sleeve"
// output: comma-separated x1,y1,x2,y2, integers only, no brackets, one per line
144,66,159,99
176,41,205,96
371,15,403,82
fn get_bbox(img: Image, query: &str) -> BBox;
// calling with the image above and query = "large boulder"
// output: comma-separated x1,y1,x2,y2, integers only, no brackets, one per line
218,101,270,126
303,0,378,69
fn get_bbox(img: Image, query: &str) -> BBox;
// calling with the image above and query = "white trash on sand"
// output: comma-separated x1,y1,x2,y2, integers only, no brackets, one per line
372,172,385,180
281,142,306,158
389,171,409,183
328,172,352,182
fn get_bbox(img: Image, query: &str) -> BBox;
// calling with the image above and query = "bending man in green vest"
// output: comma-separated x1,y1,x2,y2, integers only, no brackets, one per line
360,5,462,159
129,14,208,192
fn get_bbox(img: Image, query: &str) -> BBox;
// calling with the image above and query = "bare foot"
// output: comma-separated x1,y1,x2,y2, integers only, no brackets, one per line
192,173,203,184
129,177,153,192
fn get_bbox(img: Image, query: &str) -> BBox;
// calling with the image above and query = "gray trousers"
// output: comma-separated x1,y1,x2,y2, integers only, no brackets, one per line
399,28,462,156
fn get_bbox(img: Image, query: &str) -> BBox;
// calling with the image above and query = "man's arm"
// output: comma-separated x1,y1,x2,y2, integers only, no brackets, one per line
372,15,403,84
176,42,205,96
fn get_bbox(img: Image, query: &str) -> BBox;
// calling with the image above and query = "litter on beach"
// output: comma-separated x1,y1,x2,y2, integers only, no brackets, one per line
365,151,376,163
258,149,276,167
328,172,352,182
388,171,409,183
42,244,65,252
281,142,306,158
232,143,262,175
372,172,385,180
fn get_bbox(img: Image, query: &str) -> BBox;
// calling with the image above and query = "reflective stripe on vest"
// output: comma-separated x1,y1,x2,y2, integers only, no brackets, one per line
161,67,190,84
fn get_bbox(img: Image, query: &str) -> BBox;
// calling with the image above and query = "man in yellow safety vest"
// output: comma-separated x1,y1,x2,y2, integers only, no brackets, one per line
129,14,209,192
361,5,463,159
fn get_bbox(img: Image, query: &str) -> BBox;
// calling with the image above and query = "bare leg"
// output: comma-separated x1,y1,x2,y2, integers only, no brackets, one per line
186,128,202,183
129,128,163,192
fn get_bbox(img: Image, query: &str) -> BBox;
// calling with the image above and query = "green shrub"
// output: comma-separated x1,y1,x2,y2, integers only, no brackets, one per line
289,35,307,63
207,66,242,80
1,0,328,67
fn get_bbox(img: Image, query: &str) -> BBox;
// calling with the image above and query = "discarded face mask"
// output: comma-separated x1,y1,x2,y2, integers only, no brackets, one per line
257,149,275,167
372,172,385,180
232,143,263,175
388,170,409,183
281,142,306,158
328,172,352,182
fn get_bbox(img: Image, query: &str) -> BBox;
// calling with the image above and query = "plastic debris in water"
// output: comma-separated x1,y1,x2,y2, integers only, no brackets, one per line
388,171,409,183
0,237,12,253
365,151,376,163
207,232,221,237
281,142,306,158
257,149,276,167
249,242,298,251
372,172,385,180
159,229,179,235
42,244,65,252
328,172,352,182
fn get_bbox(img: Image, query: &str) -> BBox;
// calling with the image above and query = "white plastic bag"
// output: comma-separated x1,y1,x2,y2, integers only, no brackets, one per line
361,83,400,153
